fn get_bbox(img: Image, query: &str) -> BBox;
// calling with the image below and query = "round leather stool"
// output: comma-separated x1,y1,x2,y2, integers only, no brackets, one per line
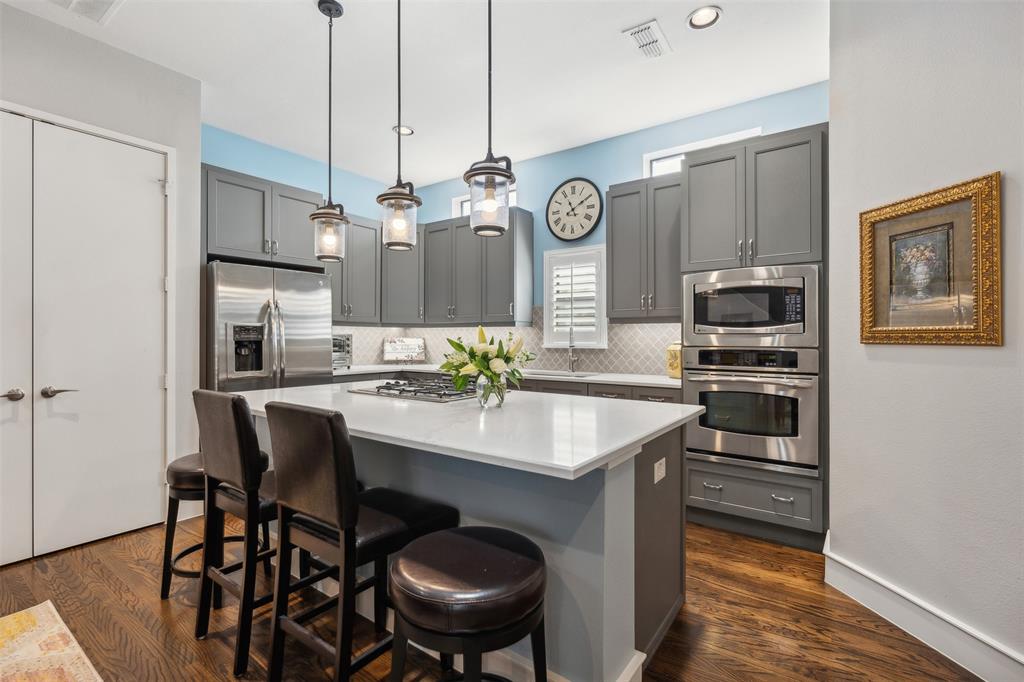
388,526,547,682
160,453,251,599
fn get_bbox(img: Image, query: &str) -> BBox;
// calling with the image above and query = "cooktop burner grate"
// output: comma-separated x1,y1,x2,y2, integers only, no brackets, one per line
347,378,476,403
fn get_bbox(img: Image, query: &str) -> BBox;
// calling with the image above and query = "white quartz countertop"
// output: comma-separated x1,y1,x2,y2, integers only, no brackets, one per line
237,381,702,480
333,364,682,389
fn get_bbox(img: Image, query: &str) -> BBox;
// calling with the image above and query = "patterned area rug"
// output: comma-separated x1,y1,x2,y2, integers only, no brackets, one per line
0,600,102,681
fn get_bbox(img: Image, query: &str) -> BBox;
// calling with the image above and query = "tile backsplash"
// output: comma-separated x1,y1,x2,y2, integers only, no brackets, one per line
334,308,680,376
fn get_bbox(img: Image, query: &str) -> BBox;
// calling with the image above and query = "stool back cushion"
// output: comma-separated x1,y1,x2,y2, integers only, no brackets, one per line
265,402,359,530
192,389,264,492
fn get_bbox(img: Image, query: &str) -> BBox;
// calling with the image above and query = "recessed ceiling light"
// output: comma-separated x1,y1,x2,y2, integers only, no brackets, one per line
392,125,414,136
687,5,722,30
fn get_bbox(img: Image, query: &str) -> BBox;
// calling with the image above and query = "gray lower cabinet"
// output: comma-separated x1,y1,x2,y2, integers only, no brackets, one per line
333,373,380,384
326,215,381,325
587,384,632,400
528,380,682,402
381,225,425,325
684,458,822,532
204,164,323,267
482,209,534,325
681,123,827,272
529,380,588,396
607,173,682,319
633,386,682,403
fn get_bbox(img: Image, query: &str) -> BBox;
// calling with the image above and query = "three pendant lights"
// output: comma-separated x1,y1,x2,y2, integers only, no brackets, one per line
314,0,512,262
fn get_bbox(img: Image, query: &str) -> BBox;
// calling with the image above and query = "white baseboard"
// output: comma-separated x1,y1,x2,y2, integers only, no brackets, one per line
823,532,1024,681
616,650,646,682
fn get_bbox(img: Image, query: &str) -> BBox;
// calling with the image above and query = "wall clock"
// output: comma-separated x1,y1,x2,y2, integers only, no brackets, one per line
546,177,603,241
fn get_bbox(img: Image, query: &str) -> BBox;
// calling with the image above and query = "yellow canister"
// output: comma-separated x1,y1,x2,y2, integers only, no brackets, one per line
666,342,682,379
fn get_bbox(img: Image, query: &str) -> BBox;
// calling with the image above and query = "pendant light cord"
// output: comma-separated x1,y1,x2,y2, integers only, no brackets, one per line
327,16,334,205
396,0,403,185
487,0,493,157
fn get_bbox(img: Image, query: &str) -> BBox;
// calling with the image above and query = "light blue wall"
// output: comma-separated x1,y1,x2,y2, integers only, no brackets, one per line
201,125,386,217
418,81,829,304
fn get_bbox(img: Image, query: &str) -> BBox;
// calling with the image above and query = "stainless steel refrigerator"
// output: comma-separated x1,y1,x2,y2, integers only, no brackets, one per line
207,261,332,391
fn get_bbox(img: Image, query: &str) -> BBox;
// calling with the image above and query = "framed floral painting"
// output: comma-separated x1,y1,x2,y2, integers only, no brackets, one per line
860,173,1002,345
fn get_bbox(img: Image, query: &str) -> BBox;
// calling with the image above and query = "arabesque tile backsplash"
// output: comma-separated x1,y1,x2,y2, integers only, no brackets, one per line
334,308,681,376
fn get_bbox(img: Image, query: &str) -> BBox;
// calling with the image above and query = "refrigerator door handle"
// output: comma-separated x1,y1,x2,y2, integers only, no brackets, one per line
265,298,279,381
274,299,286,386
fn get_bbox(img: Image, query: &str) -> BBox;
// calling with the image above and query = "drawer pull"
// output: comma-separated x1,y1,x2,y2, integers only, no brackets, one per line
644,396,666,402
702,482,723,491
771,494,795,504
598,392,621,399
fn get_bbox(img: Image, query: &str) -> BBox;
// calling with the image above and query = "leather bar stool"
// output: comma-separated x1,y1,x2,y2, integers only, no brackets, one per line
388,526,548,682
263,402,460,682
160,454,265,600
192,389,279,677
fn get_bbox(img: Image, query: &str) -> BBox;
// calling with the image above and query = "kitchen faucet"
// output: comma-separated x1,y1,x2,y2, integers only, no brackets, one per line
568,326,580,374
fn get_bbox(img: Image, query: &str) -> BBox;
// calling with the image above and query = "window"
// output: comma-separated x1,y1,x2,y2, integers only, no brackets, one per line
642,127,763,178
452,187,517,217
543,245,607,349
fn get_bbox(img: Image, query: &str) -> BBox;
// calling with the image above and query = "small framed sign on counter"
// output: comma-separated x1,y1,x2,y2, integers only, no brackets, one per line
383,337,426,363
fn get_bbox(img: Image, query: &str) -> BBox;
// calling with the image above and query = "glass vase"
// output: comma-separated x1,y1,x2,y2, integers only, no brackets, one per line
475,374,507,408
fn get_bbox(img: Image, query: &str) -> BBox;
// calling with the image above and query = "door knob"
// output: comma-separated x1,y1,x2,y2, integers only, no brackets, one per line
40,386,78,398
2,388,25,401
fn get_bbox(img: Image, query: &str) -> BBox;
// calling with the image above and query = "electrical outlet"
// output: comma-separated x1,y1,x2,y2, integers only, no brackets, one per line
654,457,666,484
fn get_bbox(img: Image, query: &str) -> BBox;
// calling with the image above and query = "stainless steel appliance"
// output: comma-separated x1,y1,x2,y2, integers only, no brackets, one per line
208,261,332,391
683,347,819,473
682,264,820,347
348,378,475,403
332,333,353,371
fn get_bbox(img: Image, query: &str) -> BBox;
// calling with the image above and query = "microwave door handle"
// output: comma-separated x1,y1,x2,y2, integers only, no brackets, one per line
274,300,286,386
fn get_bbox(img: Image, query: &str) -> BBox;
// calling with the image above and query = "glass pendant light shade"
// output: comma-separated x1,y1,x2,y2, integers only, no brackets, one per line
311,205,348,261
464,156,514,237
378,183,421,250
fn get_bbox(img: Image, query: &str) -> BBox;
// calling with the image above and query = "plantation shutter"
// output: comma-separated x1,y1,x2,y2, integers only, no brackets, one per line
544,246,607,348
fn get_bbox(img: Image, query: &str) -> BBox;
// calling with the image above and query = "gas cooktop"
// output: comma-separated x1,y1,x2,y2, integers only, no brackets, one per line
347,378,475,403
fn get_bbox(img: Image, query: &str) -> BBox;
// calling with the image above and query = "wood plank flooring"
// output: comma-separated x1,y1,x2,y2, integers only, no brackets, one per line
0,518,977,681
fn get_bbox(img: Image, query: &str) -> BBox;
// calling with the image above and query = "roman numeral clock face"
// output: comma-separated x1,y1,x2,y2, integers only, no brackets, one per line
546,177,602,241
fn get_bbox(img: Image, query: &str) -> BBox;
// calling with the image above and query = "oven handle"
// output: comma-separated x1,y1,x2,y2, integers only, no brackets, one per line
685,374,816,389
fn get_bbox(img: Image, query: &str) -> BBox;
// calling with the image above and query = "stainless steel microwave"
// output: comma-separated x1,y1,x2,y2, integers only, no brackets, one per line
682,264,820,347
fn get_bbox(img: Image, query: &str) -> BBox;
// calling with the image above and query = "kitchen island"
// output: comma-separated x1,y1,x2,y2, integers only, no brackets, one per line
237,381,703,682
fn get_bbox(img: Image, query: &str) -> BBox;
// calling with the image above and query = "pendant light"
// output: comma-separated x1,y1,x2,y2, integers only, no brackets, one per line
462,0,514,237
312,0,349,262
377,0,421,251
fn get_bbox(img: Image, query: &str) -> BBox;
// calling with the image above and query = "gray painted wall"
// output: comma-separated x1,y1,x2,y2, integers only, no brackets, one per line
0,4,202,457
828,0,1023,666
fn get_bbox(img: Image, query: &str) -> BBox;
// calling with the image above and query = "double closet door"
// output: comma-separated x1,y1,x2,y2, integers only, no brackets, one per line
0,111,168,564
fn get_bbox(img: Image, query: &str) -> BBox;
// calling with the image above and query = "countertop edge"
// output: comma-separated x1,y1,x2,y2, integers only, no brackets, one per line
333,365,682,390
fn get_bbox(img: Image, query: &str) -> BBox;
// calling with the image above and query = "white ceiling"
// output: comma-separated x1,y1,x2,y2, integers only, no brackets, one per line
8,0,829,185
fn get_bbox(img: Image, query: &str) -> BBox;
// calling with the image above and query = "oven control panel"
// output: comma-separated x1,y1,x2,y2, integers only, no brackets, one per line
784,288,803,323
684,347,819,374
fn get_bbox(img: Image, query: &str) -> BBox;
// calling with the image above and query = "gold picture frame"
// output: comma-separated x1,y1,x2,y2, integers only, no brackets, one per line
860,172,1002,345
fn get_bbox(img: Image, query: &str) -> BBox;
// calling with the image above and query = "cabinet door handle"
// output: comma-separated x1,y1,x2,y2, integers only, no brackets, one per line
747,238,754,262
509,301,514,316
771,493,794,504
264,239,272,254
271,239,279,255
649,293,654,310
640,294,646,311
737,239,743,262
702,482,723,491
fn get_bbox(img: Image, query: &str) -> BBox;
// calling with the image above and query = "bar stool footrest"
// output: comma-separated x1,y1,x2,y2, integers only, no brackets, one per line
169,534,244,578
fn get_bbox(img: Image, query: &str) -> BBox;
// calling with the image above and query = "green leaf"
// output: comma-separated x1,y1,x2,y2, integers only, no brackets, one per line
447,338,466,353
507,375,520,388
496,340,504,358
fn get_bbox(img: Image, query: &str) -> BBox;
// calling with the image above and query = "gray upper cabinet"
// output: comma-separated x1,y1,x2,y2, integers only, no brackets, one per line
271,184,322,268
342,216,381,324
381,224,425,325
646,174,683,318
745,126,824,266
607,180,648,318
424,220,454,324
327,259,344,323
681,123,827,272
204,164,324,268
482,208,534,325
681,147,745,272
607,174,681,319
205,166,272,261
451,218,483,324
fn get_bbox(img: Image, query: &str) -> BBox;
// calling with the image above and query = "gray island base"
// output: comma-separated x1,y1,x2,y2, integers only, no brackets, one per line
239,382,703,681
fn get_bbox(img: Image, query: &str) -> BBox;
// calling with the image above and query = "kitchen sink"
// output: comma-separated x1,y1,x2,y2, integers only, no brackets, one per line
522,369,597,379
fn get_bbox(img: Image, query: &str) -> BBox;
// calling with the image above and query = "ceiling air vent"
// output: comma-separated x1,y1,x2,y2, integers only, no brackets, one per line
45,0,127,25
622,19,672,59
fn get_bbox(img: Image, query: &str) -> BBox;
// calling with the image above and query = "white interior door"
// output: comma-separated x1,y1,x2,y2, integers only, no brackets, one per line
32,121,167,555
0,111,34,565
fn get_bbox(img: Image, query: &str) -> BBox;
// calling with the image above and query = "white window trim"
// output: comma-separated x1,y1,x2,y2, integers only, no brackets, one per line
641,127,763,178
543,244,608,349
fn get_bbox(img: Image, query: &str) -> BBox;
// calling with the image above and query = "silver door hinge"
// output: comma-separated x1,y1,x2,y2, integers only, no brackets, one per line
161,374,169,390
159,179,172,197
163,277,170,292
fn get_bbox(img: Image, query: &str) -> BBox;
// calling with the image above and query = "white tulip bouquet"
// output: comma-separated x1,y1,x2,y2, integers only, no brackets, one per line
440,326,536,406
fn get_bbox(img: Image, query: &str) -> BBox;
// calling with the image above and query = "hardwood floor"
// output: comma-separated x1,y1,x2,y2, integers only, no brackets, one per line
0,518,977,681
